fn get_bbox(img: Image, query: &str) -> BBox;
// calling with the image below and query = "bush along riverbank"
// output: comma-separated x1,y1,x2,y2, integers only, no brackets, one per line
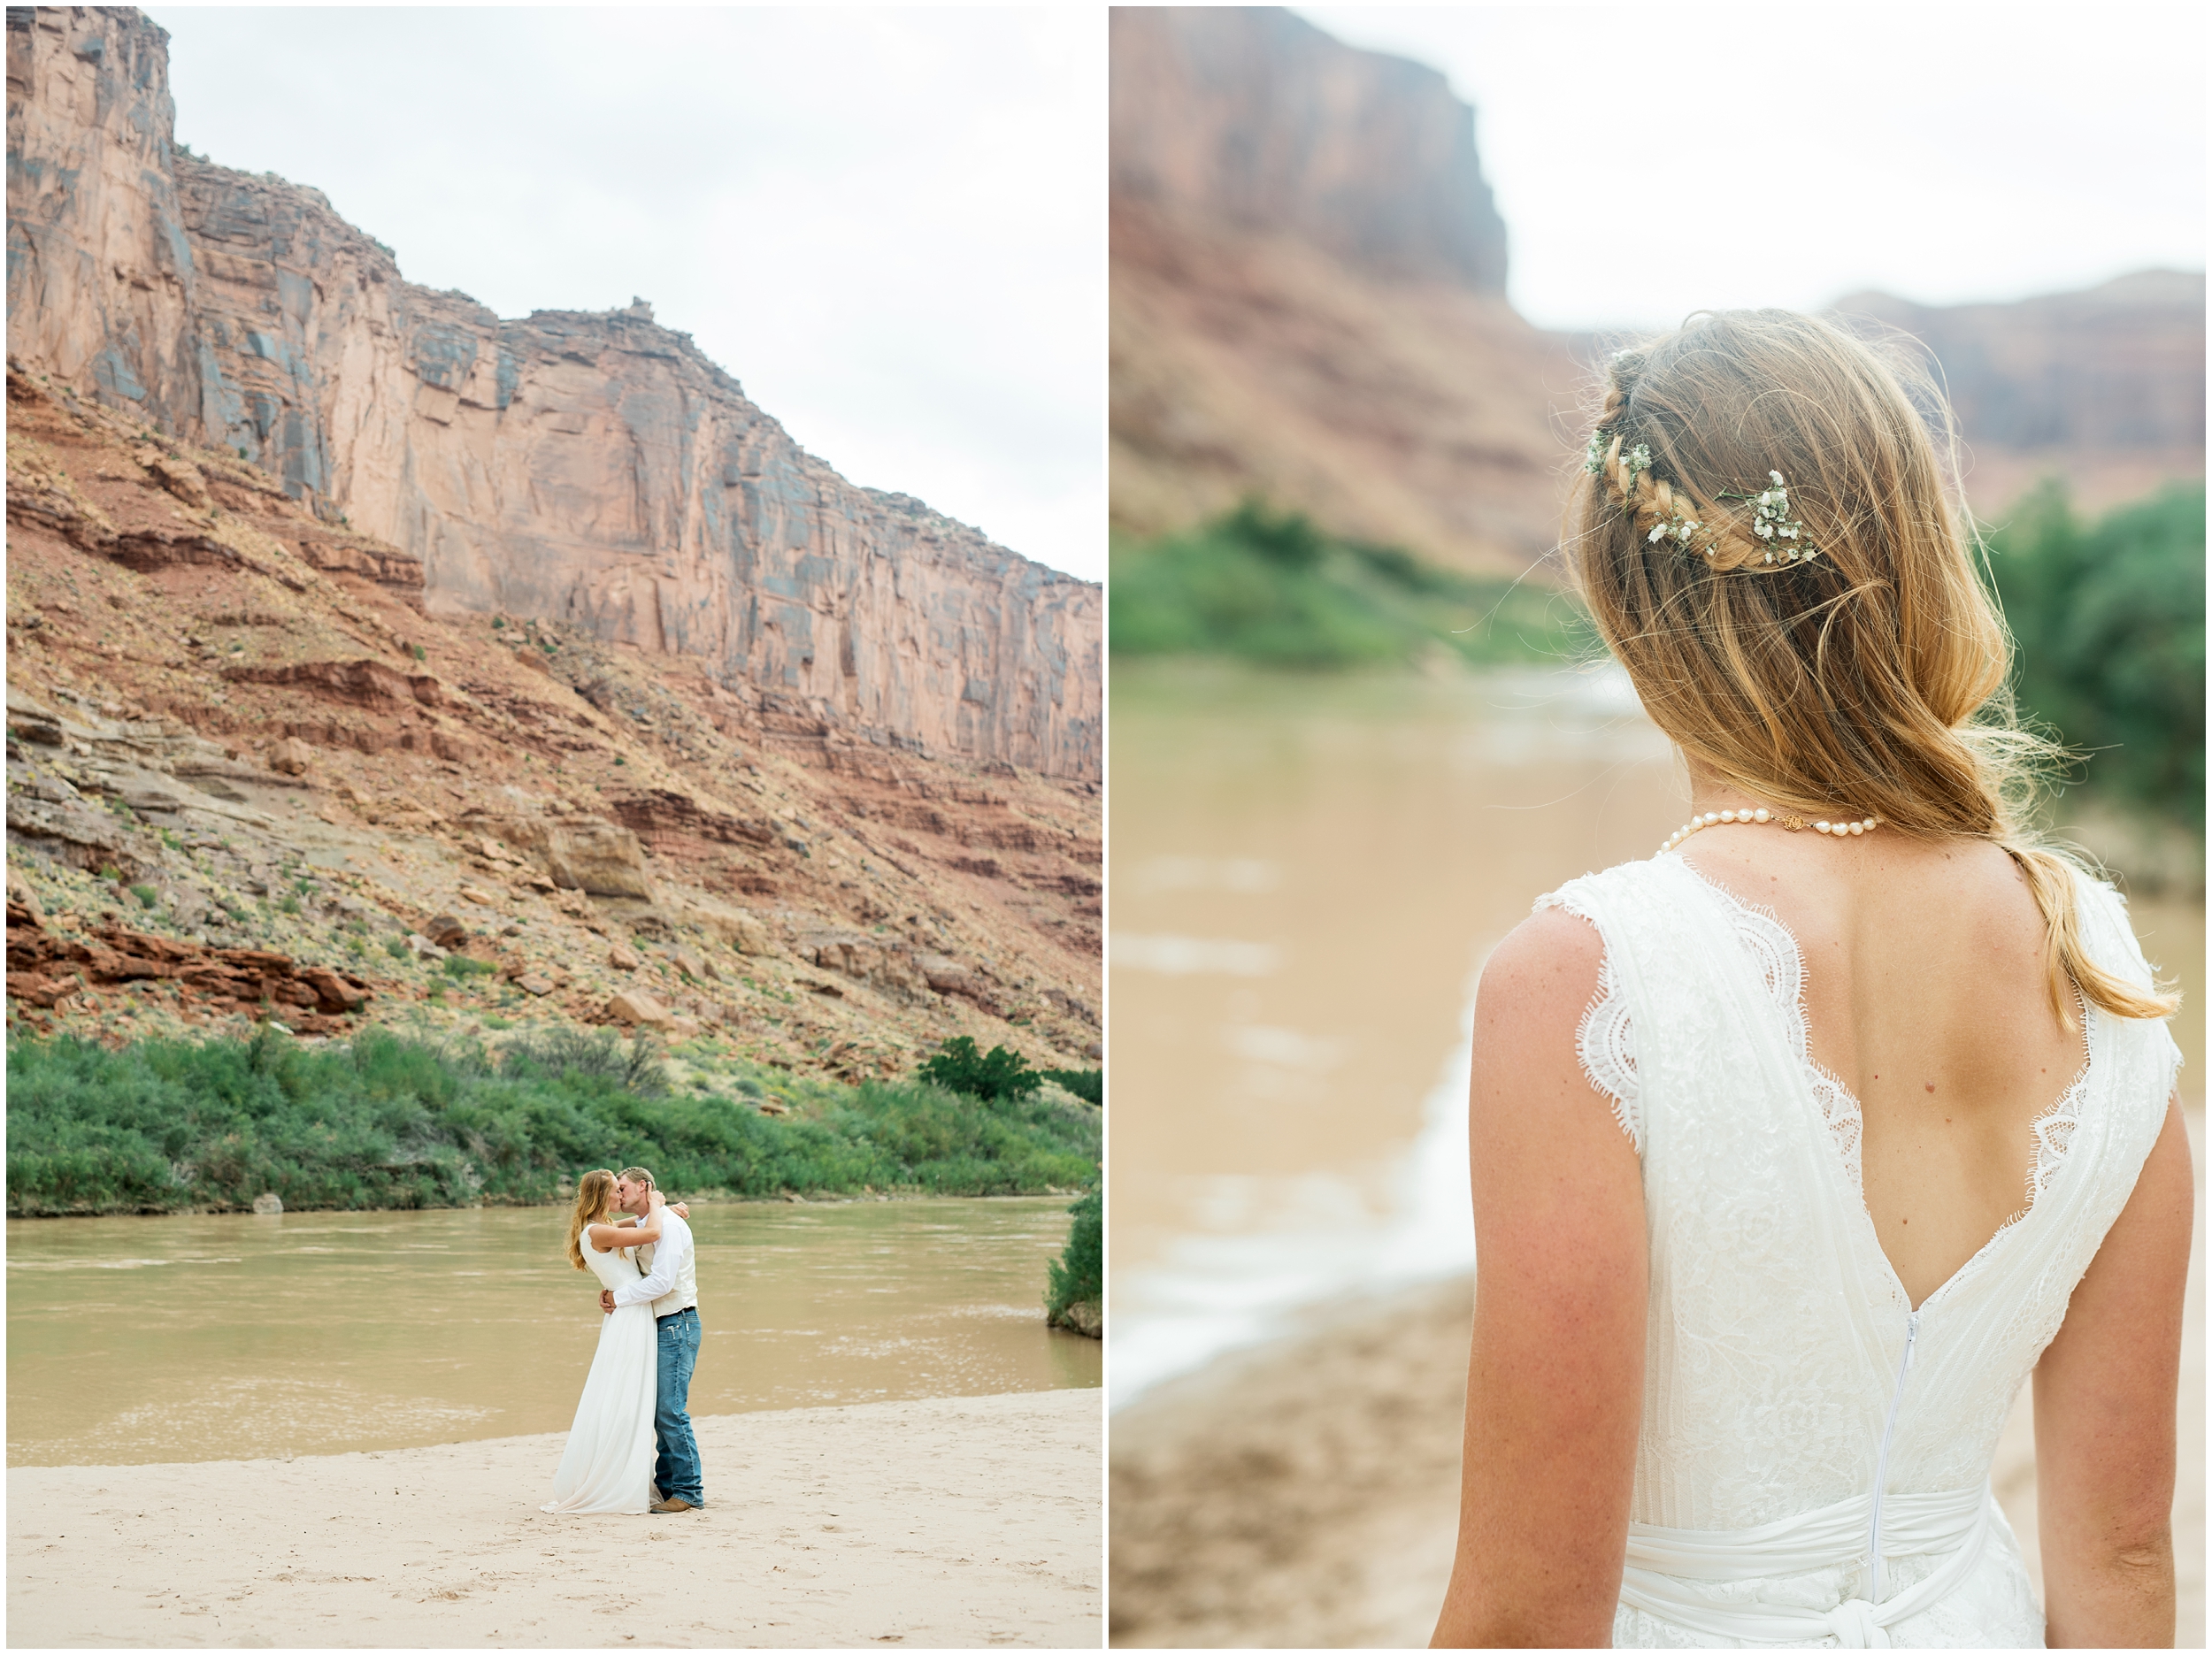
5,1024,1101,1217
1046,1181,1102,1338
1110,500,1591,670
1985,479,2205,836
907,1034,1104,1337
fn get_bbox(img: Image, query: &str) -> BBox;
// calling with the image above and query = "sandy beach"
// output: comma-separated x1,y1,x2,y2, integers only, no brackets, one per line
1110,1110,2204,1647
9,1390,1101,1648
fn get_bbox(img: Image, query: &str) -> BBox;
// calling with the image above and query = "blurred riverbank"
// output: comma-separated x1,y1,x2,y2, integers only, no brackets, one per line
1108,662,1679,1401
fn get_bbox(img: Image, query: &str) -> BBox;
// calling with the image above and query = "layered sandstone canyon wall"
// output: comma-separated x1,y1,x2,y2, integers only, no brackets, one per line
1110,5,1580,574
1111,5,1506,292
7,5,1098,779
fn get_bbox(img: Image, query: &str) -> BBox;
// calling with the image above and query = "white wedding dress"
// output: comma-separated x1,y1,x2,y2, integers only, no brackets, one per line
1537,854,2180,1648
541,1230,658,1514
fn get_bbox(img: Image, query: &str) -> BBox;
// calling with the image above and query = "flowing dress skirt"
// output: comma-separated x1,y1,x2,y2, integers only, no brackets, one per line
541,1299,657,1513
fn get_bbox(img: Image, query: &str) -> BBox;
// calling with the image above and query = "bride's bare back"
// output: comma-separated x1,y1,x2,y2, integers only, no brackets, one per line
1681,817,2086,1307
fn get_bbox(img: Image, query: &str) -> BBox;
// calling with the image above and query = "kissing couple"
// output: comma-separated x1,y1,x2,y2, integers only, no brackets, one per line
541,1167,706,1515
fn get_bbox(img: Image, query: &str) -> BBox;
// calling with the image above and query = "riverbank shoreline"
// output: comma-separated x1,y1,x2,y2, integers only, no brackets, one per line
8,1389,1101,1648
5,1185,1094,1222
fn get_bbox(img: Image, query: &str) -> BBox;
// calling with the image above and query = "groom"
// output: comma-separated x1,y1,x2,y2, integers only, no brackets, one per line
600,1166,704,1514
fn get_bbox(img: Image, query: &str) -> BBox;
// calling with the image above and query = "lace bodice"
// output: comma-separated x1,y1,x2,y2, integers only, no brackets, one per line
1535,854,2181,1645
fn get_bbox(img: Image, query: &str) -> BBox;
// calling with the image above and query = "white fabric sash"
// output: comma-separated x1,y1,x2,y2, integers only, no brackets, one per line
1620,1485,1993,1648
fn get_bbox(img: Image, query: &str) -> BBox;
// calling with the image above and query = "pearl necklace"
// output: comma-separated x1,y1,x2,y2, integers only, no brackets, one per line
1662,806,1878,856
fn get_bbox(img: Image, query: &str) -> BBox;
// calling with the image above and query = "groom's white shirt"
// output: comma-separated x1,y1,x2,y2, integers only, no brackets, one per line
612,1207,697,1317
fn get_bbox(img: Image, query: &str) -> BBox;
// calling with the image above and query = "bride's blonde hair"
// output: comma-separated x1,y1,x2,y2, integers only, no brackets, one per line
565,1169,616,1270
1563,308,2174,1026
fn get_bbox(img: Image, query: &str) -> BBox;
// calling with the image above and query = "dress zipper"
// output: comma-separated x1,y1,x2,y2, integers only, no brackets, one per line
1866,1308,1920,1601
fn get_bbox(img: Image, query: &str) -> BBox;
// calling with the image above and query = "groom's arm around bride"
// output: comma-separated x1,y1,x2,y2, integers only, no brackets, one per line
599,1168,706,1514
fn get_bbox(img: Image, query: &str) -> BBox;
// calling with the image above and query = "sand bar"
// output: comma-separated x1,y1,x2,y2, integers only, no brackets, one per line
10,1390,1101,1648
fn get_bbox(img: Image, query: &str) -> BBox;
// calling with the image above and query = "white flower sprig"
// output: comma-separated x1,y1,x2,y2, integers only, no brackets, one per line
1583,430,1653,491
1584,430,1816,566
1723,470,1818,564
1648,502,1704,549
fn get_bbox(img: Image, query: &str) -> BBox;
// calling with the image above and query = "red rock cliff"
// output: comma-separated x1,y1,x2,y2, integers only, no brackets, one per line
1111,6,1507,292
1831,272,2206,515
1110,6,1572,571
7,5,1100,780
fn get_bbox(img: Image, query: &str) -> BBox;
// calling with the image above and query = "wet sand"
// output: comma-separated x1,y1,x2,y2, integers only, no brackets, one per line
1110,1110,2205,1648
9,1390,1101,1648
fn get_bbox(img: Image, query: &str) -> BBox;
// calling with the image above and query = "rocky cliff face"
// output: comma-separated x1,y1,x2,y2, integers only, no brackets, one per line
1111,7,1572,573
1832,272,2206,515
8,5,1098,780
1111,7,1506,292
6,361,1102,1075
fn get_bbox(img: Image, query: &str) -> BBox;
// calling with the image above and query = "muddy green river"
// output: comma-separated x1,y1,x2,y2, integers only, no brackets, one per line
7,1195,1097,1467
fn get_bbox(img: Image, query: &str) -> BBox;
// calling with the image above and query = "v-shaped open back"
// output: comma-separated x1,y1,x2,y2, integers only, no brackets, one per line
1671,863,2100,1314
1537,853,2179,1647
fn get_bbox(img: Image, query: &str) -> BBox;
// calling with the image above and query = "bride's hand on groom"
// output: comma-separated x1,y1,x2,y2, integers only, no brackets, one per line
647,1191,690,1219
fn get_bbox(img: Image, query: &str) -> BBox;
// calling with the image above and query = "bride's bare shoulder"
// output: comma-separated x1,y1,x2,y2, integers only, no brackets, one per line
1479,905,1606,1031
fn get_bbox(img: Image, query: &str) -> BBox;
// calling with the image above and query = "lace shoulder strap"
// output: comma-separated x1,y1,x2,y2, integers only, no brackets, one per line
2069,865,2185,1097
2073,868,2177,988
1532,861,1693,1156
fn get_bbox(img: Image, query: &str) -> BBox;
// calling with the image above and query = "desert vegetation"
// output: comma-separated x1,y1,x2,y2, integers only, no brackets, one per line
1110,500,1586,670
6,1024,1101,1217
1984,480,2205,834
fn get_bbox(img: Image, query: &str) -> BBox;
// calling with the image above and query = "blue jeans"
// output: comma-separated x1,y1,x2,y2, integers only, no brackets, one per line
654,1308,703,1506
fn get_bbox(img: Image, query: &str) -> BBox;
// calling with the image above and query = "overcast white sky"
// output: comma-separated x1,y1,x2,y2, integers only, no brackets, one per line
150,7,1106,582
1302,5,2207,333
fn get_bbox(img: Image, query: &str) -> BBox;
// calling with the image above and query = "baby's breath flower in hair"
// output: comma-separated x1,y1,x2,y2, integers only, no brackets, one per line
1583,420,1819,571
1723,469,1817,564
1649,504,1703,548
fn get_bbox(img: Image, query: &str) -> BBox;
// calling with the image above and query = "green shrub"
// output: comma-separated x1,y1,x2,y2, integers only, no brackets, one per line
5,1028,1099,1215
1985,480,2205,832
1110,499,1590,669
442,954,497,982
128,884,158,909
501,1025,666,1096
917,1036,1041,1101
1041,1067,1102,1106
1045,1182,1101,1327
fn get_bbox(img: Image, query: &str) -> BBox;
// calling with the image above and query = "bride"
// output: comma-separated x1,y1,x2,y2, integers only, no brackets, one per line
1430,311,2189,1647
541,1168,668,1514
